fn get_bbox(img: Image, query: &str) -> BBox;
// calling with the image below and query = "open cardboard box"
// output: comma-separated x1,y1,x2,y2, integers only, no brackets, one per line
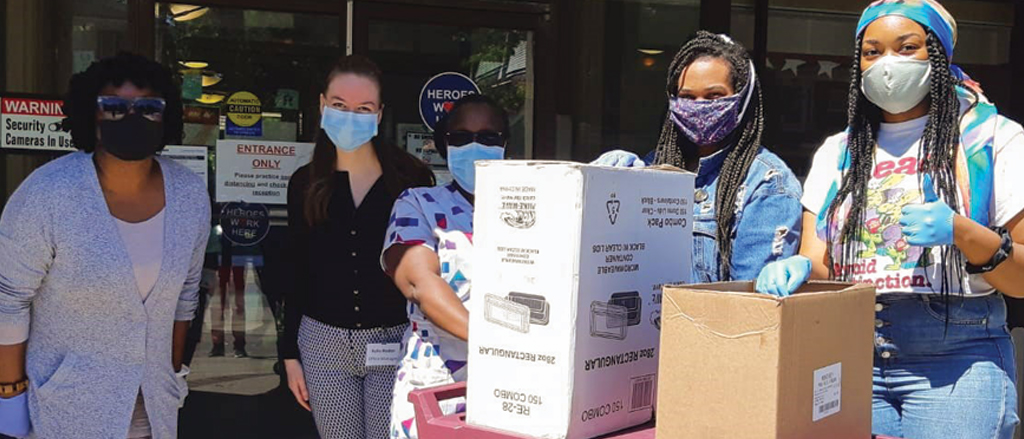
656,281,875,439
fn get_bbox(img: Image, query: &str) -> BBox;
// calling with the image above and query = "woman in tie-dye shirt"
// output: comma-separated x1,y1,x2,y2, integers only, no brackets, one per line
757,1,1024,437
381,94,508,439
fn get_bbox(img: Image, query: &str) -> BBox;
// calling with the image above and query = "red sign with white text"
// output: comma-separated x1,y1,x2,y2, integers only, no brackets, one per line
1,95,74,151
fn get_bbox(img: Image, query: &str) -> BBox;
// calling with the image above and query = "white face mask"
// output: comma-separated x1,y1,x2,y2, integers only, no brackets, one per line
861,55,932,115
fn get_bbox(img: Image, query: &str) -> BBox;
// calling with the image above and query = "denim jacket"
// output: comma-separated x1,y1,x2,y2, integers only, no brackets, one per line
662,146,804,283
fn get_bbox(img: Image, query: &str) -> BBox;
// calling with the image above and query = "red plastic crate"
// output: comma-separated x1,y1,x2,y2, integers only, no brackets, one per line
409,382,654,439
410,381,899,439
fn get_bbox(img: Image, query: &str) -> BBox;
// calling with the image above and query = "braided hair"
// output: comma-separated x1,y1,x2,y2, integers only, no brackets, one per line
652,31,765,280
825,31,971,300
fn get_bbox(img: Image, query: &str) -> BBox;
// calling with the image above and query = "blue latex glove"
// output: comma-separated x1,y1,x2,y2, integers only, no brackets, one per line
591,150,645,168
0,392,30,438
755,255,812,297
899,174,955,246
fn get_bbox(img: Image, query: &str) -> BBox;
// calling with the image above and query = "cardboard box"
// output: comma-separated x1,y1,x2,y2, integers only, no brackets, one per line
467,161,695,439
657,281,875,439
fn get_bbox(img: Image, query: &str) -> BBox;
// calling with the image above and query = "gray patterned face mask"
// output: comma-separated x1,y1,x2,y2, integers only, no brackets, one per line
668,60,756,146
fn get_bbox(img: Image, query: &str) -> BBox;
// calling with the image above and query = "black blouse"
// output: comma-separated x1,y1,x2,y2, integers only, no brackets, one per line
281,167,408,359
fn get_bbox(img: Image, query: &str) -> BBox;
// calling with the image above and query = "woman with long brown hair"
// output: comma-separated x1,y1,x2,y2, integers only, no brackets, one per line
281,55,433,439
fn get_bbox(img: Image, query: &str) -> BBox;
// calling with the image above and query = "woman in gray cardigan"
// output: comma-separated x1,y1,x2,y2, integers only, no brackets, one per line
0,53,210,438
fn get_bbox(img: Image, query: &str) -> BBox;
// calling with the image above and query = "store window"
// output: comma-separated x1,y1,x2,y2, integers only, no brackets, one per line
2,0,130,210
70,0,129,78
365,22,533,182
572,0,701,162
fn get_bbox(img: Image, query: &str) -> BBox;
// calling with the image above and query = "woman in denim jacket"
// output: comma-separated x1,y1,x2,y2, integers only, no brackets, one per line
595,31,802,282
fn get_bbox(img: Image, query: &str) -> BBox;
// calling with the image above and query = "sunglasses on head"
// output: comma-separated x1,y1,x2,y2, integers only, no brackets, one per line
96,96,167,122
446,131,505,148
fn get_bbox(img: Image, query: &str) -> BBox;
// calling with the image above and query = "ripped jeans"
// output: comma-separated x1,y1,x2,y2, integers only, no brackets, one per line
873,294,1019,439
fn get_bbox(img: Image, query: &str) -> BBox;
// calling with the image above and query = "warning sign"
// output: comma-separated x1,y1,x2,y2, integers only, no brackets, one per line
1,95,74,152
225,91,262,137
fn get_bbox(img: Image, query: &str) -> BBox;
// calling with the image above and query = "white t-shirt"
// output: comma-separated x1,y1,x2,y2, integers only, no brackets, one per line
114,210,165,300
803,115,1024,295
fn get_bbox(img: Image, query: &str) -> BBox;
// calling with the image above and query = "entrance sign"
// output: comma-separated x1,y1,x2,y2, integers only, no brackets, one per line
1,95,74,152
418,72,480,131
220,202,270,246
215,139,313,204
225,91,262,137
162,145,209,189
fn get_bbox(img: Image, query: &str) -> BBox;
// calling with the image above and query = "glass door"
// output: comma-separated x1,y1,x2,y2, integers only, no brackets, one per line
355,3,541,184
155,3,342,437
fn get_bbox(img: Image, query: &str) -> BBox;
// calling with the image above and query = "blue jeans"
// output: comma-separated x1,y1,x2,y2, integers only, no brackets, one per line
873,294,1019,439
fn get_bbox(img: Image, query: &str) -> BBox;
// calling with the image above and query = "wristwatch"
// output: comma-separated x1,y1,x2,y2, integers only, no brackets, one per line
966,227,1015,274
0,379,28,398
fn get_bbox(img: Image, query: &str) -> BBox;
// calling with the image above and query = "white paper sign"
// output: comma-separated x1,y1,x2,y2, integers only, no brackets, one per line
365,343,403,367
215,139,313,204
1,96,75,152
162,145,208,189
406,131,445,166
812,362,842,422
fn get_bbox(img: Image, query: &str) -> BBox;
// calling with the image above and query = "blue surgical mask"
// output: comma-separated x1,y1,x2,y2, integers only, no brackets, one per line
447,142,505,194
320,106,378,152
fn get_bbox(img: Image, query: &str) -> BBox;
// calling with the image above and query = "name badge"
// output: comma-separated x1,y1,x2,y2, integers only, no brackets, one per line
365,343,403,367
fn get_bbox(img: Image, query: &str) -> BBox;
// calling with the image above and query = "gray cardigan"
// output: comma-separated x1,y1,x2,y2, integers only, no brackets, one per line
0,152,210,439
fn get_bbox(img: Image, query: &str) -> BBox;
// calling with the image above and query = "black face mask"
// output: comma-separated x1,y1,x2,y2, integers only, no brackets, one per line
98,112,164,161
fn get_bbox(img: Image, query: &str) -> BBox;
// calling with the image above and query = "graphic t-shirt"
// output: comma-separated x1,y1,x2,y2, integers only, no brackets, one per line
803,115,1024,295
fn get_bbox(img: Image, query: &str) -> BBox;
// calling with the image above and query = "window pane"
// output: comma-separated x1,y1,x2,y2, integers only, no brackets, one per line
367,22,533,183
573,0,701,161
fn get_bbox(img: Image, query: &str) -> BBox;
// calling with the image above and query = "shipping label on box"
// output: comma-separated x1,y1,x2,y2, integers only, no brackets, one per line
468,161,694,439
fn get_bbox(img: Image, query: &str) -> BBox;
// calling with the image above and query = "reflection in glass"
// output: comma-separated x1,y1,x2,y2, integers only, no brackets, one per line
367,22,534,183
155,5,335,436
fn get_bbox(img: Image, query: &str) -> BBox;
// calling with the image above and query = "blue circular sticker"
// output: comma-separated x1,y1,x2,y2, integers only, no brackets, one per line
220,202,270,246
419,72,481,131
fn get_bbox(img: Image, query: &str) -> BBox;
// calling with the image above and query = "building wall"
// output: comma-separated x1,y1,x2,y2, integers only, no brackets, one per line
1,0,1021,200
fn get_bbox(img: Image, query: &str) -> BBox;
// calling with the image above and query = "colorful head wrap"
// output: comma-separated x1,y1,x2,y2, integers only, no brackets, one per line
856,0,957,59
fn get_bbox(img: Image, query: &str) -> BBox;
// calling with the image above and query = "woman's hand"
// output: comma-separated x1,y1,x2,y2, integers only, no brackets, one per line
899,174,954,246
592,150,645,168
755,255,812,297
284,359,310,411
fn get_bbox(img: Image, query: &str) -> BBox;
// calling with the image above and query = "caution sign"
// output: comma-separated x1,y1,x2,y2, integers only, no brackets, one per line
1,95,74,152
225,91,262,137
419,72,480,131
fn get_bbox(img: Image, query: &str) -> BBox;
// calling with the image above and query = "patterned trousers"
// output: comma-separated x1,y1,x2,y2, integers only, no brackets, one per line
298,316,407,439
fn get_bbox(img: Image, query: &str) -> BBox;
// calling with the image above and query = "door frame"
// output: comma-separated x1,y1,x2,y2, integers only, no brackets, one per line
351,0,556,158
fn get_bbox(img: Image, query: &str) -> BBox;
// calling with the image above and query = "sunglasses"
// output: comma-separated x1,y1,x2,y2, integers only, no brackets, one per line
97,96,167,122
446,131,506,148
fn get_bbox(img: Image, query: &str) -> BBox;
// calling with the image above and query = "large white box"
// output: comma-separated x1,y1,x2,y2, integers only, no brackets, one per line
467,161,695,439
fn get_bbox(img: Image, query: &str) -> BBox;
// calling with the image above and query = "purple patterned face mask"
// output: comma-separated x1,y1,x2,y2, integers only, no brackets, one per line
669,60,756,146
